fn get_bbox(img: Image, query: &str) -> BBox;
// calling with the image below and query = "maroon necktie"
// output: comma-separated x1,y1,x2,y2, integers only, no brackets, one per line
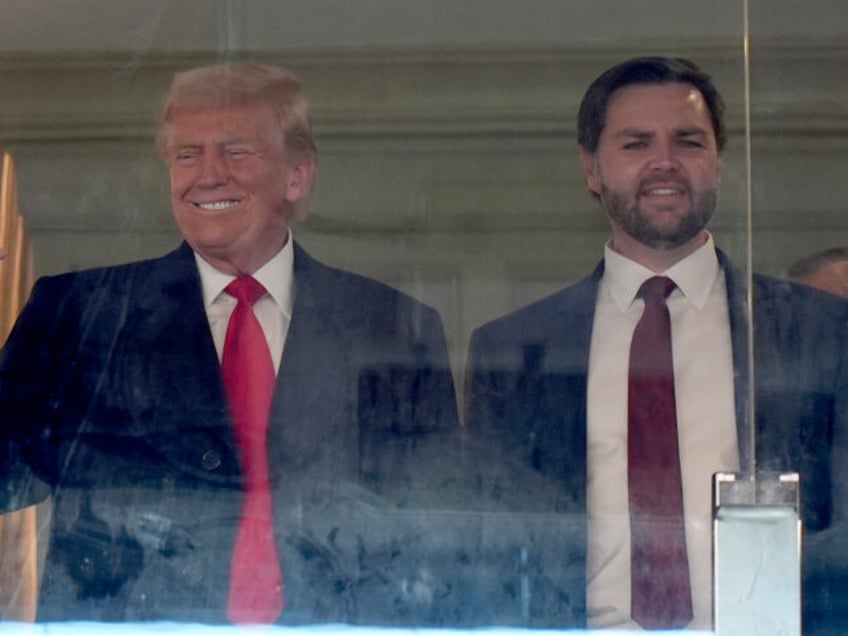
628,276,693,629
221,276,284,624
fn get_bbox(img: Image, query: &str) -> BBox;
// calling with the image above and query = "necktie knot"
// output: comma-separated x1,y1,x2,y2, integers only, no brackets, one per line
638,275,676,303
226,276,266,306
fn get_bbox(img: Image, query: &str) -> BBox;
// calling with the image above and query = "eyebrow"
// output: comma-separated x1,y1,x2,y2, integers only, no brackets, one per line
612,127,710,140
612,129,652,140
675,127,710,138
171,138,259,151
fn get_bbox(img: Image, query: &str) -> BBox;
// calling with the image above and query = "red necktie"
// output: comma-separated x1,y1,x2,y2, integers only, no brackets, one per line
628,276,693,629
221,276,284,624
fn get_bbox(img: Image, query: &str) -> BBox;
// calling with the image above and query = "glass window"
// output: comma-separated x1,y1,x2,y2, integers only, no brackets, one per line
1,1,845,634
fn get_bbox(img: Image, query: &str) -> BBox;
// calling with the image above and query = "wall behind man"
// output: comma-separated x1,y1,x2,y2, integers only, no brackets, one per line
0,0,847,385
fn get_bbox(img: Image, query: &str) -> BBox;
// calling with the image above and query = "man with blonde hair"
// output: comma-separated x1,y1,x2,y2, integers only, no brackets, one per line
0,64,459,624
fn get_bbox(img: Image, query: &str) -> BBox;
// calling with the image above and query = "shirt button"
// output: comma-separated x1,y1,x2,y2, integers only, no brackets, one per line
201,449,222,471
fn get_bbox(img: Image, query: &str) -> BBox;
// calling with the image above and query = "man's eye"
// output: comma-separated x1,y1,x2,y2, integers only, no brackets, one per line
227,149,252,158
623,141,646,150
679,139,703,148
174,153,198,164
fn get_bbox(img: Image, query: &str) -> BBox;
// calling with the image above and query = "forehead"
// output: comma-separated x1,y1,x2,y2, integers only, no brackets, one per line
169,102,281,143
603,82,712,135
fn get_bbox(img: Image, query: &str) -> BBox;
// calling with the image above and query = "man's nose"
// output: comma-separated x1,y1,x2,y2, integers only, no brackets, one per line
197,152,228,185
648,141,680,172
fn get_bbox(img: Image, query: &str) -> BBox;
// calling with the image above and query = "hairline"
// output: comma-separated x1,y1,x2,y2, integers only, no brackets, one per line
577,57,726,156
155,64,315,164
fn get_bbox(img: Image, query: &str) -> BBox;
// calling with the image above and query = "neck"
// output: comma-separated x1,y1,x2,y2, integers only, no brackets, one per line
610,230,708,273
196,232,290,278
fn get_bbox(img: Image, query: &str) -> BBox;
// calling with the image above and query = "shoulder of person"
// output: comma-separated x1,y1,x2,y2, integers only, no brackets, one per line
293,241,440,319
24,246,190,318
472,268,601,343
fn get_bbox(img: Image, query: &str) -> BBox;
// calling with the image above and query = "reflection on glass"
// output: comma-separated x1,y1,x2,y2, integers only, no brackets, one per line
746,2,848,634
1,0,846,634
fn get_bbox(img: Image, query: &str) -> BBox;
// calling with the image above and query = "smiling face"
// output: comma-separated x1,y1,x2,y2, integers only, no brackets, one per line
580,82,721,270
166,102,315,275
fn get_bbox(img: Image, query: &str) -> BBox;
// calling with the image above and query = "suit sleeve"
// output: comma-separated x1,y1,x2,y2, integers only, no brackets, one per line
356,300,461,507
0,277,68,511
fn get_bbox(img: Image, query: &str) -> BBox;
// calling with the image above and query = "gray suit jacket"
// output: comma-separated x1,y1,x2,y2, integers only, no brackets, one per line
465,250,848,632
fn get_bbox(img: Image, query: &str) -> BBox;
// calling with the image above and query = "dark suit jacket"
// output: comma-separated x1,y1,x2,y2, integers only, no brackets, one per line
0,241,461,624
465,250,848,632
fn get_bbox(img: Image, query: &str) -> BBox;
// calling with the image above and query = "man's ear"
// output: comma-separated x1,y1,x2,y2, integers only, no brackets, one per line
285,160,317,204
579,147,601,197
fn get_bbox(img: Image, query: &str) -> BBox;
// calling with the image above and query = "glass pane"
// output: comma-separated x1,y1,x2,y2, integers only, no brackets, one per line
0,1,771,633
747,1,848,633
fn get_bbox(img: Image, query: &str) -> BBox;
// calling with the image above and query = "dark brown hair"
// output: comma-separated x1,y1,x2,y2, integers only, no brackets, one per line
577,56,726,154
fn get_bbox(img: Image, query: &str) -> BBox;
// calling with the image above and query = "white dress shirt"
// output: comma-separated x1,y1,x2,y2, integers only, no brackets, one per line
586,234,740,630
194,232,295,375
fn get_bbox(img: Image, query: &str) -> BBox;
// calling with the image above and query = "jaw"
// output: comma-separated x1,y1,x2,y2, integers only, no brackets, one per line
610,226,709,272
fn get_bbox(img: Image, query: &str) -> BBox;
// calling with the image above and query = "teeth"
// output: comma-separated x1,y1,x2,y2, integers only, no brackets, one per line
197,200,239,210
646,188,680,196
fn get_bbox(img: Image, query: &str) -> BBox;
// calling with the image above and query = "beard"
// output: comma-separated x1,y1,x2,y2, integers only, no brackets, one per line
599,181,717,251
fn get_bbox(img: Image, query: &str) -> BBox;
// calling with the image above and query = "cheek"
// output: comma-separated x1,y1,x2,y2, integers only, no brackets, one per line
251,174,289,207
169,170,192,198
690,165,720,191
608,162,644,190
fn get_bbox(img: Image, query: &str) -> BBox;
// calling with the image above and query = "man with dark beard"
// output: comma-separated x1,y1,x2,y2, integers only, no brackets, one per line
465,57,848,633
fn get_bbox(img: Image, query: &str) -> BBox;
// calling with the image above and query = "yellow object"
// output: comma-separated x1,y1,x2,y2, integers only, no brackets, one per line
0,151,38,622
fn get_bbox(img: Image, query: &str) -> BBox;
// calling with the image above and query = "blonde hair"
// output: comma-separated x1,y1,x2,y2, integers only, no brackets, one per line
156,63,316,164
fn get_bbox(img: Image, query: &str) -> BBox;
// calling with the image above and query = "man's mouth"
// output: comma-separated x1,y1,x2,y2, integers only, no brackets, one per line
194,200,241,211
641,183,688,199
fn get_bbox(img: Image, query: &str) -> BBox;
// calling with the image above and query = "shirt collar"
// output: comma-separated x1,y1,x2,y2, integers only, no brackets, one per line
194,229,295,320
603,232,720,312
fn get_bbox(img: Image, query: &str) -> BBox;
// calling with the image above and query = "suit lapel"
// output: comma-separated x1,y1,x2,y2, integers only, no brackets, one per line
118,243,240,482
532,265,602,509
722,252,801,475
266,244,357,489
719,251,756,474
550,264,603,376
